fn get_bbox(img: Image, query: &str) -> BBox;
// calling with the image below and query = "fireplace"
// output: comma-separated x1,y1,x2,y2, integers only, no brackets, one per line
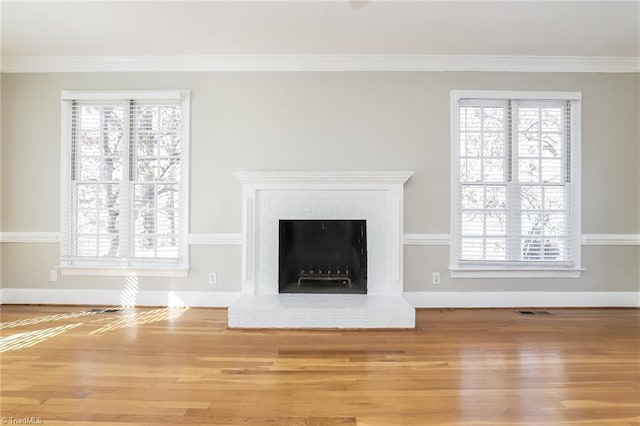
229,171,415,329
278,220,367,294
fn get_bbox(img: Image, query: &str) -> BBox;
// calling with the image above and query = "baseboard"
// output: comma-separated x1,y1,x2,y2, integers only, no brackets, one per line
1,289,637,308
403,291,640,308
0,288,243,308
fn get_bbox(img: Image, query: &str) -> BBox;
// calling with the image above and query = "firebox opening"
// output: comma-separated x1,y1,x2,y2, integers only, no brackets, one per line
278,220,367,294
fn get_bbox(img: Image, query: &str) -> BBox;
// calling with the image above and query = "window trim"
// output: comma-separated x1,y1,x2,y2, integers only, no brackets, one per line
58,90,191,277
450,90,582,279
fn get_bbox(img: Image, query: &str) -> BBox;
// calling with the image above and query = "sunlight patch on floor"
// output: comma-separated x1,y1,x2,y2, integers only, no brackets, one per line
0,323,83,352
0,310,97,330
88,307,189,335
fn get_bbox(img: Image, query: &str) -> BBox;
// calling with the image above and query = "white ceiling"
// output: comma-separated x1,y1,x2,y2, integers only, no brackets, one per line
2,1,639,58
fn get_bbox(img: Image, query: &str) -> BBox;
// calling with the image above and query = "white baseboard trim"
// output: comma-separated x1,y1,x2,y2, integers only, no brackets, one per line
2,289,637,308
403,291,639,308
0,288,243,308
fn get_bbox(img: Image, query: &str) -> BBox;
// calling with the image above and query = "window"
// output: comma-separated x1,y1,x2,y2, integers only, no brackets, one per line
60,91,190,276
450,91,582,278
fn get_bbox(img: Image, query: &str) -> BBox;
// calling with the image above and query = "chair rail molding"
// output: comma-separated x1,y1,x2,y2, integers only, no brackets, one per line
0,232,60,243
2,232,639,246
581,234,640,246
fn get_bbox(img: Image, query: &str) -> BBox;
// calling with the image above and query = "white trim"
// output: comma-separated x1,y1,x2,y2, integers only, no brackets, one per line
450,90,584,275
60,90,189,101
232,171,414,185
2,289,636,308
404,233,450,245
2,55,638,73
0,232,60,243
451,90,582,101
242,196,255,289
228,294,415,329
0,288,242,307
582,234,640,246
58,90,191,269
570,100,583,272
57,266,190,277
449,268,584,279
189,233,242,245
392,196,402,282
2,232,639,246
59,98,72,258
450,91,460,270
235,171,413,296
403,291,639,308
180,93,192,268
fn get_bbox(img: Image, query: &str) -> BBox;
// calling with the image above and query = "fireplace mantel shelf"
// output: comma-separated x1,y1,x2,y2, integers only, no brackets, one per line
233,171,415,185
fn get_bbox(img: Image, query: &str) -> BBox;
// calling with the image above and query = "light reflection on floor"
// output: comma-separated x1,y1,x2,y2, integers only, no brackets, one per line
0,306,189,353
0,310,98,330
456,345,567,423
0,323,84,352
88,307,189,335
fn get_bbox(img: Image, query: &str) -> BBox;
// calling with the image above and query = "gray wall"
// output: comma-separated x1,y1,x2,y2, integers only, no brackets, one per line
2,72,639,293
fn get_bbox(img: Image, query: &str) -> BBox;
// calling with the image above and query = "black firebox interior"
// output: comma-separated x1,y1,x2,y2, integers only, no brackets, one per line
278,220,367,294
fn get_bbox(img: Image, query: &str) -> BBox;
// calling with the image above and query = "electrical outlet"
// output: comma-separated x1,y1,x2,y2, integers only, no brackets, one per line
50,269,59,282
432,272,440,285
208,272,217,285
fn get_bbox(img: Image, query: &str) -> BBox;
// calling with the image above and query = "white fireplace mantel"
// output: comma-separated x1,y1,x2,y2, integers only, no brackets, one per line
233,171,414,185
229,171,416,328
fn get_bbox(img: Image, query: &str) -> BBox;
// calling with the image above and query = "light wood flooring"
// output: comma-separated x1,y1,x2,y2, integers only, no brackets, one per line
1,305,638,425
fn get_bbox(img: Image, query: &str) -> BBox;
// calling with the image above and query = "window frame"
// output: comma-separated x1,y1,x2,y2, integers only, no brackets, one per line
58,90,191,277
450,90,583,279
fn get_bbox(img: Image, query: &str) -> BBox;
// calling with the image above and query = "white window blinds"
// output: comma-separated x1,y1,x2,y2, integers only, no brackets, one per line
61,92,189,269
452,92,581,271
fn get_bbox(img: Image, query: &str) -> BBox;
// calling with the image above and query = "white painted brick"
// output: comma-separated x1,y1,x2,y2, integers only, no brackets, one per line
256,189,393,295
228,294,415,329
236,175,412,327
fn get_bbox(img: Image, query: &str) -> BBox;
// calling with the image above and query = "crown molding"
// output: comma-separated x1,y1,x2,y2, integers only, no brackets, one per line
2,55,638,73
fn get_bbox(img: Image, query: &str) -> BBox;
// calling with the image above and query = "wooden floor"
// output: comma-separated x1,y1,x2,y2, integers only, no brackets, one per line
0,306,638,425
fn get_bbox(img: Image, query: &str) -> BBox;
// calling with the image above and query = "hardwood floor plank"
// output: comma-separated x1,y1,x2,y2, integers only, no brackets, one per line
1,306,638,425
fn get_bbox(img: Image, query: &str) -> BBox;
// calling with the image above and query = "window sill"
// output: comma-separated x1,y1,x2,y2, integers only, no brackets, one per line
450,268,584,279
56,266,190,277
